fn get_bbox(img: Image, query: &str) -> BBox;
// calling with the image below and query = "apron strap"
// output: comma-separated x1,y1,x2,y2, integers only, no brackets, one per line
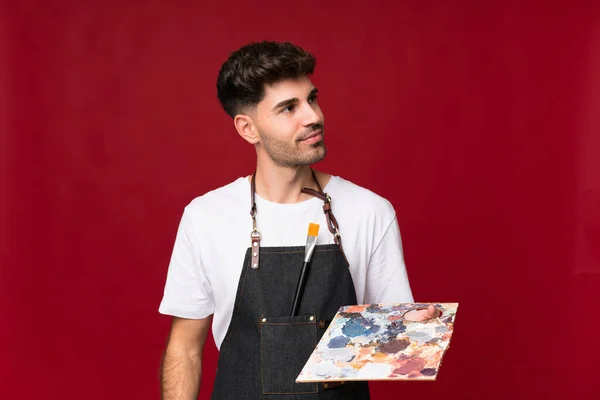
249,169,347,267
300,169,345,258
249,171,261,269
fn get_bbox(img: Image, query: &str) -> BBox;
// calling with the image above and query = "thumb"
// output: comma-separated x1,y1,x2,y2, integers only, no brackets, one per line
427,304,440,318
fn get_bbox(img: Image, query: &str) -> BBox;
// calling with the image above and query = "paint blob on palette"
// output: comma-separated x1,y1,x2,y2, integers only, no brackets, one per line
296,303,458,382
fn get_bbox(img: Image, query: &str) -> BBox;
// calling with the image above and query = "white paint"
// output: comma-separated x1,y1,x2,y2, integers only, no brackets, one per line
357,362,393,379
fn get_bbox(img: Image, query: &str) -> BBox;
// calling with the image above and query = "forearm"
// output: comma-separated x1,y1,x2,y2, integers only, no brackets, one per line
160,348,202,400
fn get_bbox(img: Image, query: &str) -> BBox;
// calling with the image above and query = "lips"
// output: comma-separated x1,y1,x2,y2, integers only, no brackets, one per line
300,129,323,141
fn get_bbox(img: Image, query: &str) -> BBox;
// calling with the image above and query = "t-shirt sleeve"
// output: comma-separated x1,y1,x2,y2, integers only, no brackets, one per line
158,208,215,319
364,215,414,304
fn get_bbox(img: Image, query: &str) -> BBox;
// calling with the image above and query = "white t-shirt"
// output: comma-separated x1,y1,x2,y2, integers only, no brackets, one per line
158,175,414,349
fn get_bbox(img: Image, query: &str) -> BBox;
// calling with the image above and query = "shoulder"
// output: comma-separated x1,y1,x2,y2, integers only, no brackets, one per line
184,176,248,217
326,175,396,219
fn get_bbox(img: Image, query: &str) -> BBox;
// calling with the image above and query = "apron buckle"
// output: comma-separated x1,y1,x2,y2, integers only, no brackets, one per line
251,230,261,269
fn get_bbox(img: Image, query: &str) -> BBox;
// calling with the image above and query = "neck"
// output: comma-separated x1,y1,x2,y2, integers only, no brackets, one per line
251,161,329,204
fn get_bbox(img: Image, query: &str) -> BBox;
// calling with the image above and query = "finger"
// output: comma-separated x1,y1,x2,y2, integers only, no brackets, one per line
427,305,440,318
404,309,428,321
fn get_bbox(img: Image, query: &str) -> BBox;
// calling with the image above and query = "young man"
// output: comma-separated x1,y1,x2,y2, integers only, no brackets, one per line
158,41,440,399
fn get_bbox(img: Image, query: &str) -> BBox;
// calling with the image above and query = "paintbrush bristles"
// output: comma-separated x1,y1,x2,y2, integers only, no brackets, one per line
308,223,320,237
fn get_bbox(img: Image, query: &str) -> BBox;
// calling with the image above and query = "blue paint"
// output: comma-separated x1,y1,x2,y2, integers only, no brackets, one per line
435,326,449,334
387,321,406,335
366,304,386,313
341,318,381,337
328,336,350,348
342,319,367,337
406,331,433,344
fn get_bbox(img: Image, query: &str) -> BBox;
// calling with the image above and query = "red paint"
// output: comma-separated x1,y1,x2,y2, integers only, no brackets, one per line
393,358,427,376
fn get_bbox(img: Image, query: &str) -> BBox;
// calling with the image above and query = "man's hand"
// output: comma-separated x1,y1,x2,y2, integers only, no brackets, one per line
403,304,441,322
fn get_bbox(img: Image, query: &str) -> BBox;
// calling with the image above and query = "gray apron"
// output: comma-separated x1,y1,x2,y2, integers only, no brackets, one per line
211,171,370,399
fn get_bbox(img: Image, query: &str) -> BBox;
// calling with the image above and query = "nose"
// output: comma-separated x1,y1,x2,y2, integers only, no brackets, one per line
301,102,322,127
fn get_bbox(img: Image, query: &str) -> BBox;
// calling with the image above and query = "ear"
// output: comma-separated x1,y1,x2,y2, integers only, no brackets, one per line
234,114,260,145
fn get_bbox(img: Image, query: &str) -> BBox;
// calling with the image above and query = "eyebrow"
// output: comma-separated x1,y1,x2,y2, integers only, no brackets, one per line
272,88,319,111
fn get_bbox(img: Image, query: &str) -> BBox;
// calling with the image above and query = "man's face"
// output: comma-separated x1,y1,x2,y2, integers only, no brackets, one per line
252,75,326,168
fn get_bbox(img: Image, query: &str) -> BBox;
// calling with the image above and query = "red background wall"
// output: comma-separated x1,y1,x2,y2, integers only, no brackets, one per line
3,1,598,399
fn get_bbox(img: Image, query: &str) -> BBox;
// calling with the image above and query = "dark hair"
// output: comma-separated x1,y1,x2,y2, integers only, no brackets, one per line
216,41,316,118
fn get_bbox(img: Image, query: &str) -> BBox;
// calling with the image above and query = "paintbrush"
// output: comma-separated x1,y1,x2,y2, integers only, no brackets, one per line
291,223,320,316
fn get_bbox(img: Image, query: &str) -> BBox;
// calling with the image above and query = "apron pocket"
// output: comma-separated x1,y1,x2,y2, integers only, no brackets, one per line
260,315,319,395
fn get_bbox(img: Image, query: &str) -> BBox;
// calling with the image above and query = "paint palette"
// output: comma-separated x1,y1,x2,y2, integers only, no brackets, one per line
296,303,458,382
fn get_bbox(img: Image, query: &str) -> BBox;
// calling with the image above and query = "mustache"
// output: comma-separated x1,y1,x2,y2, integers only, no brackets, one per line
296,124,324,141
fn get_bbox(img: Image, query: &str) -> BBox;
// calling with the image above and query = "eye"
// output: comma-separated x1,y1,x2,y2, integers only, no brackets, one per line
308,95,318,103
282,104,296,113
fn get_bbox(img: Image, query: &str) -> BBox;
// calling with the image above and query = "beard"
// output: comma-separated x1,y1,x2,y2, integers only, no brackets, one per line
260,128,327,168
